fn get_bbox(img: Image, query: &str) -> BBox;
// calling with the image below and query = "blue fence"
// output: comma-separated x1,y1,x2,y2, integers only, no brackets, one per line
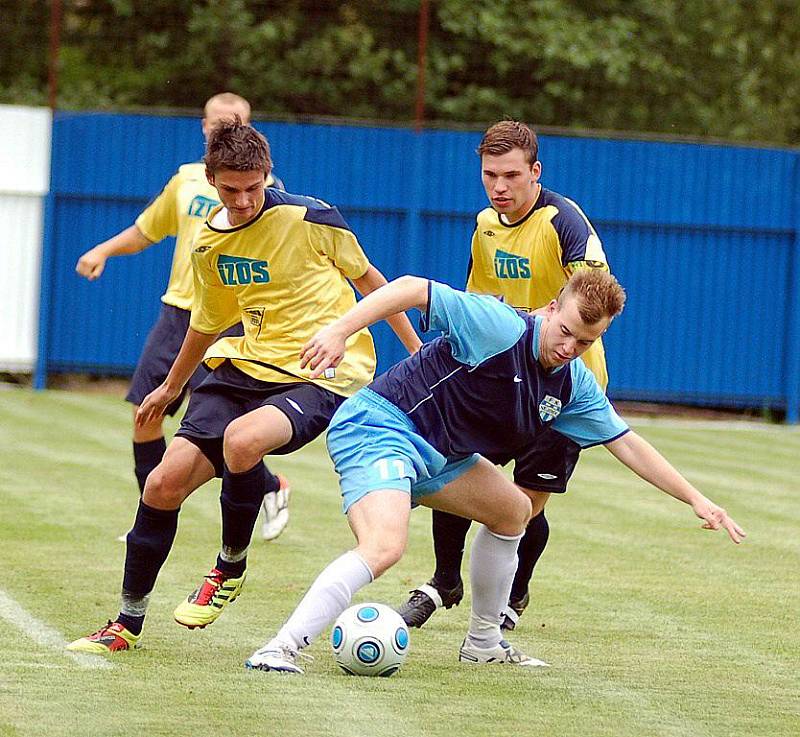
37,112,800,421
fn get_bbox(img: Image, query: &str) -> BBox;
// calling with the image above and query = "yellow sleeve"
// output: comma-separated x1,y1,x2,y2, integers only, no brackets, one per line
135,174,181,243
189,254,240,335
465,229,482,292
310,222,370,280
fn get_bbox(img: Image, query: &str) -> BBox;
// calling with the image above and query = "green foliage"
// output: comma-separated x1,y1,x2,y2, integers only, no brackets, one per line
1,0,798,143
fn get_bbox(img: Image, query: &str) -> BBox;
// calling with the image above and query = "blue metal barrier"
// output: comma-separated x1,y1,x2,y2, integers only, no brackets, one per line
36,112,800,421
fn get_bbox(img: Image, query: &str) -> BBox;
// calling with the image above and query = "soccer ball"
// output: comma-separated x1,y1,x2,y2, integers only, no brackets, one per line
331,603,410,677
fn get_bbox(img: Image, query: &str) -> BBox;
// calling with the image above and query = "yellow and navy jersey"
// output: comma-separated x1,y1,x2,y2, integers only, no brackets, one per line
136,162,283,311
190,189,376,397
466,187,610,389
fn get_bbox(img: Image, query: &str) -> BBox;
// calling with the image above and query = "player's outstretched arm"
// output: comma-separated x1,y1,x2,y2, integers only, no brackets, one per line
352,266,423,355
605,431,746,544
75,225,153,281
135,327,219,427
300,275,429,379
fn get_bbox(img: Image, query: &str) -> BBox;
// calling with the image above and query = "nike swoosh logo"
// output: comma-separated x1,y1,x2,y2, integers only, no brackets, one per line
513,376,523,383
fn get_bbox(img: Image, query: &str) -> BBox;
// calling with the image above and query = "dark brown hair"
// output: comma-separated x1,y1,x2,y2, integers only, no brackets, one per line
204,117,272,174
477,120,539,165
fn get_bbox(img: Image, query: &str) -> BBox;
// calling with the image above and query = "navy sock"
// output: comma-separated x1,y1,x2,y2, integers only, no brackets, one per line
509,511,550,603
122,500,179,599
217,462,279,577
133,437,167,494
117,613,144,636
431,510,471,591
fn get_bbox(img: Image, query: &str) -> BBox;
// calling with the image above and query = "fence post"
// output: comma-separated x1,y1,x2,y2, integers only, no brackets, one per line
34,120,57,390
785,152,800,423
405,130,425,267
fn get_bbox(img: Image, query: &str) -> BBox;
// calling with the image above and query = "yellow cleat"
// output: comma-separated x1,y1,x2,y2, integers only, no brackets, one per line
66,621,140,654
174,568,246,629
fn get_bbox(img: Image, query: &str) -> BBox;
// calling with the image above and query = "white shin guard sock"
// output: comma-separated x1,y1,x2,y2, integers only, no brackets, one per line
277,550,374,650
467,525,522,648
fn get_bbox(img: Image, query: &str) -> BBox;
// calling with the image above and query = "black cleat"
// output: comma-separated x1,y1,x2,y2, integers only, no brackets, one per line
500,591,530,631
397,578,464,628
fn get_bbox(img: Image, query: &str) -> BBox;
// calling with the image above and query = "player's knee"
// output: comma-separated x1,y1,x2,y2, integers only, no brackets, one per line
142,464,185,509
489,493,532,537
357,535,406,578
222,419,263,472
515,493,533,529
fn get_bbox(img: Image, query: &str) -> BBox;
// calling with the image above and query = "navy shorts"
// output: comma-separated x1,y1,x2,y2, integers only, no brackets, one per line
125,304,243,416
511,429,582,494
175,360,345,477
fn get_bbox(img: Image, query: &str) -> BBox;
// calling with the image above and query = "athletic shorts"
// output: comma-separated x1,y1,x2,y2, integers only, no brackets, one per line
511,430,582,494
175,360,345,477
326,388,479,514
125,303,244,416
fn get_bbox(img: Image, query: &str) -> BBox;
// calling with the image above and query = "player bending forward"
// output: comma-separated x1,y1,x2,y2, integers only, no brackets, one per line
245,270,745,673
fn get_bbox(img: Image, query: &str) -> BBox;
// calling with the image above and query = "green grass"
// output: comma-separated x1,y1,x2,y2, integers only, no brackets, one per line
0,387,798,737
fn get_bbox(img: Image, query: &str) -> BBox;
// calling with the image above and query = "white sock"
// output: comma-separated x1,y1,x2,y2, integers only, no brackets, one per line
467,525,522,648
276,550,374,650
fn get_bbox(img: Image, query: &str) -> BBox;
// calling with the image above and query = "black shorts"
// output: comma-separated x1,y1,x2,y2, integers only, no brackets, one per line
511,430,582,494
125,304,243,416
175,360,345,477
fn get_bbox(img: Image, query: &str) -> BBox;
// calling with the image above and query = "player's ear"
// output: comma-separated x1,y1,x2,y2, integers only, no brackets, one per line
206,169,215,187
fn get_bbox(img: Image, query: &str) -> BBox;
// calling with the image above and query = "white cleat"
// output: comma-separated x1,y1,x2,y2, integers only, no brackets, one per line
458,637,550,667
261,475,291,541
245,640,308,674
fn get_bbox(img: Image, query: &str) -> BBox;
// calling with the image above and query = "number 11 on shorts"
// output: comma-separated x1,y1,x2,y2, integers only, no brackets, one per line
374,459,406,481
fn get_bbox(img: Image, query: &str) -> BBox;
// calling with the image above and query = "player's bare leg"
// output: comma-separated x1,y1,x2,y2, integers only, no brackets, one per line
68,439,214,653
175,406,292,628
420,459,548,667
246,490,410,674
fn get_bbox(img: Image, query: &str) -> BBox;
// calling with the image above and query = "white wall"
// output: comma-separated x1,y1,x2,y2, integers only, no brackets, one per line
0,105,51,371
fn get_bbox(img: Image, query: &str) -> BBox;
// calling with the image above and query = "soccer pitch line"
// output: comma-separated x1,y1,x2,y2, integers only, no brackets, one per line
0,589,113,670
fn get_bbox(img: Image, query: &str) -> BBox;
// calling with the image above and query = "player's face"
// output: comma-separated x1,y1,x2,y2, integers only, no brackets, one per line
202,101,251,140
481,149,541,223
538,296,609,370
207,168,266,226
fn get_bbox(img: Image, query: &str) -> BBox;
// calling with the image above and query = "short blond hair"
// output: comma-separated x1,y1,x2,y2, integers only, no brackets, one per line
559,269,626,324
204,92,251,121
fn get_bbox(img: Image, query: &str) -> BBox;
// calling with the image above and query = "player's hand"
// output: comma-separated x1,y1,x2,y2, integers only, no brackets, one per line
300,325,347,379
691,496,746,544
75,247,107,281
136,384,180,428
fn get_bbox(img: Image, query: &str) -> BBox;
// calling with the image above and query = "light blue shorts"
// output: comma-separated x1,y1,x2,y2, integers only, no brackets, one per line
326,388,480,513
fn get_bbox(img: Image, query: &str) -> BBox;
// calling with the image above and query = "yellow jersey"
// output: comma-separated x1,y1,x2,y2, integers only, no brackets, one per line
190,190,376,397
467,187,610,388
136,162,282,311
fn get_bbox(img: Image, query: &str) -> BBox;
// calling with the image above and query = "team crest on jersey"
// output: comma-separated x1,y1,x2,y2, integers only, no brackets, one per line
539,395,562,423
187,195,219,218
494,249,531,279
217,255,270,285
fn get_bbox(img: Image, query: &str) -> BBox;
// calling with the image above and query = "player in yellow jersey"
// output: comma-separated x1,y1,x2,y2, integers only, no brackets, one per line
67,119,421,654
399,120,612,631
75,93,290,542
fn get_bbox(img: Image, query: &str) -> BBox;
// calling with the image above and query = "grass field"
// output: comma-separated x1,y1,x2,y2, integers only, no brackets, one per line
0,387,798,737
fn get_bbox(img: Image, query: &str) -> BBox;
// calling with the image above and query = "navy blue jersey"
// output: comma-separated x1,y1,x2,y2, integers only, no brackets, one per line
369,281,628,468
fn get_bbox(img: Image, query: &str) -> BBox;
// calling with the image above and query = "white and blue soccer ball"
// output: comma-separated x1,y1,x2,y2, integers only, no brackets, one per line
331,603,410,677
